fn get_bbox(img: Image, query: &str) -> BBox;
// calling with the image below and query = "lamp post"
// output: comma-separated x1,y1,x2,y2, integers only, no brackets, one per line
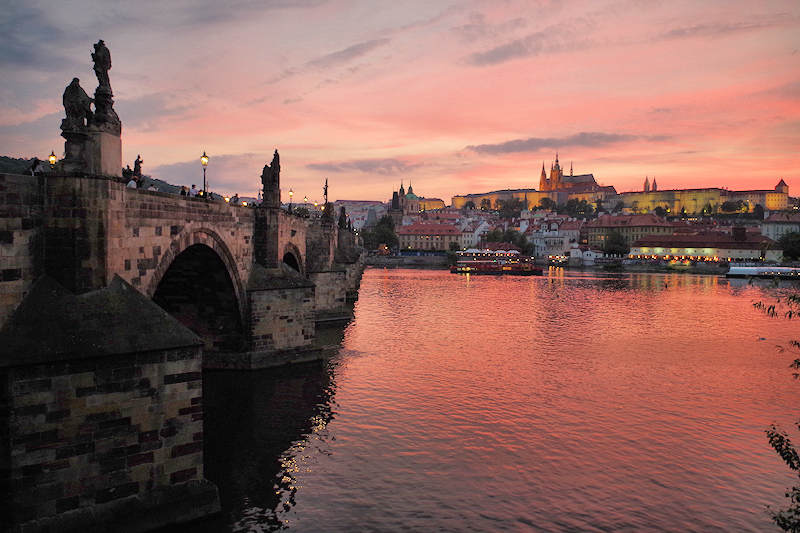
200,151,209,198
303,195,308,204
288,188,293,211
48,150,57,169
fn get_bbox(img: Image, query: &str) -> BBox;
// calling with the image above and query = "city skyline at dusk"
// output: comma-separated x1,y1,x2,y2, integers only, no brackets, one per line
2,0,799,202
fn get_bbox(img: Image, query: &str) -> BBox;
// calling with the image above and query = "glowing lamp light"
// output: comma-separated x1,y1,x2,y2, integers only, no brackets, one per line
304,196,308,203
242,201,248,206
48,150,57,167
224,196,230,203
200,152,209,168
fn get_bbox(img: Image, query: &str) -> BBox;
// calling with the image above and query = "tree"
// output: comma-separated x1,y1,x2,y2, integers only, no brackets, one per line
753,204,765,220
464,200,476,210
779,232,800,261
603,230,629,255
539,197,556,211
362,215,398,250
497,197,525,219
595,199,605,213
753,295,800,531
613,201,625,213
654,206,667,218
722,200,746,213
480,198,492,211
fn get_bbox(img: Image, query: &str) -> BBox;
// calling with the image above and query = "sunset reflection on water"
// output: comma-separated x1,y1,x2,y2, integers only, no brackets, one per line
201,268,798,532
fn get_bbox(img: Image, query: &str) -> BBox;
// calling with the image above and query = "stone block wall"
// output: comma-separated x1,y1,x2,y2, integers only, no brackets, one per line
0,174,43,327
1,346,219,531
305,220,337,273
277,210,307,273
248,286,315,352
106,183,254,301
308,270,347,317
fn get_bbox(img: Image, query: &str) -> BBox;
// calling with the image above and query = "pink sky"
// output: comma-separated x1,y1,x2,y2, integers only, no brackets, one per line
2,0,799,203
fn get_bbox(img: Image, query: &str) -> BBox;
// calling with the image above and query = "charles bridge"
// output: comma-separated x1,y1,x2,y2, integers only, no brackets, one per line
0,41,364,532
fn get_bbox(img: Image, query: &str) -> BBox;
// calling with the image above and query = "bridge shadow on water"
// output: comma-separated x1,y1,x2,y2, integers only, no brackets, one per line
161,324,346,532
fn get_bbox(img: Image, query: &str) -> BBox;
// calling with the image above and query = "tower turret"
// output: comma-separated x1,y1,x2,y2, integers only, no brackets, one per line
539,162,548,191
652,177,657,192
644,176,650,192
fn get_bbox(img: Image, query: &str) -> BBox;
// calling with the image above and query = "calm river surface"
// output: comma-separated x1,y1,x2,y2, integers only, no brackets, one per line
199,268,799,532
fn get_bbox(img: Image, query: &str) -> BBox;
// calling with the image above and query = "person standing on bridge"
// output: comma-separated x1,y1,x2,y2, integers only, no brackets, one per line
190,184,198,197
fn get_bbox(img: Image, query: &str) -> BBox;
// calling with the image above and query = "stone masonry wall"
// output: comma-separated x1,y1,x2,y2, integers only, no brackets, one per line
248,287,315,353
107,183,255,301
277,210,307,273
0,174,43,327
3,346,216,530
309,270,347,316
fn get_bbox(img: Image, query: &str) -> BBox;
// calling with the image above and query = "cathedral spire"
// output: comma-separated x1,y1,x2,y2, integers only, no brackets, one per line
643,176,650,192
570,161,573,176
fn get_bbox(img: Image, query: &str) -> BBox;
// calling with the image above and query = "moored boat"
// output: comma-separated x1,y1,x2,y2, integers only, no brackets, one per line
450,249,543,276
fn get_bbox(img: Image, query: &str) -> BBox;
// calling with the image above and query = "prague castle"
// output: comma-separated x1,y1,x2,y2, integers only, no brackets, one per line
451,154,790,215
451,154,616,210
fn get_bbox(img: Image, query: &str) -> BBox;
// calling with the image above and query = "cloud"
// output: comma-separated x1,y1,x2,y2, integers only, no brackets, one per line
466,132,671,154
464,23,591,66
307,158,417,175
115,93,193,129
305,38,391,69
451,12,527,42
659,17,793,40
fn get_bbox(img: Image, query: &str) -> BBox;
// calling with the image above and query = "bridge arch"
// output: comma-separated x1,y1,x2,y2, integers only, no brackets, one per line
147,228,246,351
282,242,304,275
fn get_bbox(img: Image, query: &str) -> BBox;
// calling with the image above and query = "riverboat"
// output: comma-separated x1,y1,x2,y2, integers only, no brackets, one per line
726,266,800,279
450,249,543,276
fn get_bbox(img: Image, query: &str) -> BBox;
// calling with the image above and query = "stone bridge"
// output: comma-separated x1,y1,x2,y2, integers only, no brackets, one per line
0,41,364,533
0,170,362,363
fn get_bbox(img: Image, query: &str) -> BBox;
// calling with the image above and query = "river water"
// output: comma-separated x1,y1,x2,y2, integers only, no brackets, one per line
199,268,799,532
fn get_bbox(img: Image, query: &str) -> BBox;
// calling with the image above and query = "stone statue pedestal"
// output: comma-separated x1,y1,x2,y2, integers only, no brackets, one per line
60,123,90,174
87,126,122,177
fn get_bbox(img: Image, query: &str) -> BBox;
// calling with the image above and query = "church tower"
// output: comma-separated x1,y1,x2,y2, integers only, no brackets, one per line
652,177,657,192
549,153,563,190
644,176,650,192
539,162,548,191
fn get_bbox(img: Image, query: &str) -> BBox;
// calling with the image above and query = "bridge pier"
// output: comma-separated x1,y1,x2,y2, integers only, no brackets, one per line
0,276,220,532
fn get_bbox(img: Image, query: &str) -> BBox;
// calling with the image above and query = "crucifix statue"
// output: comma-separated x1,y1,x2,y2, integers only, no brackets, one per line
323,178,328,205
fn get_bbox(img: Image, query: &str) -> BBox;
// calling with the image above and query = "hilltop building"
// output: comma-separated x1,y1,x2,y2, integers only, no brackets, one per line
617,179,789,214
452,155,617,210
388,181,446,225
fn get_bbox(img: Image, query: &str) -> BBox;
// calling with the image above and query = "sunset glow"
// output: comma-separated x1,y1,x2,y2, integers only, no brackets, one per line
2,0,798,202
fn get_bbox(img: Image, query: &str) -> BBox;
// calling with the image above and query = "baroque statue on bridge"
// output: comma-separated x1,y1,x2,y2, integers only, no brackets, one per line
62,78,93,130
261,149,280,190
92,39,112,89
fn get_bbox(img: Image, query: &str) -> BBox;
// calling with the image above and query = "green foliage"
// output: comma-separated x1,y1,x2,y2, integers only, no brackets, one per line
603,230,629,255
722,200,747,213
595,199,604,213
613,201,625,213
754,204,765,220
483,228,533,255
480,198,492,211
539,197,556,211
755,297,800,531
779,233,800,261
496,197,525,219
558,198,594,218
464,200,476,210
654,206,667,218
362,215,398,250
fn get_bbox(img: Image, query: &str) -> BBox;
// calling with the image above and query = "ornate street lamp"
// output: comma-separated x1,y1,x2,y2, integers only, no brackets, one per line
200,151,209,198
288,188,294,210
48,150,57,168
303,195,308,204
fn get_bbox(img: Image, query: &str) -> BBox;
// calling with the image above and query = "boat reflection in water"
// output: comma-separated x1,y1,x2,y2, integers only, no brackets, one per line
450,247,543,275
